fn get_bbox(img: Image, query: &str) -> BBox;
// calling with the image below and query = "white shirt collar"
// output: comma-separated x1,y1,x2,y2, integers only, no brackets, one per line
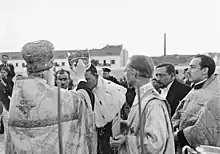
160,81,174,98
194,78,208,86
165,81,174,91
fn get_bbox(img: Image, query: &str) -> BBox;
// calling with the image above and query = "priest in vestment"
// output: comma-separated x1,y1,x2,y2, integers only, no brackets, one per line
5,40,97,154
110,55,175,154
172,54,220,153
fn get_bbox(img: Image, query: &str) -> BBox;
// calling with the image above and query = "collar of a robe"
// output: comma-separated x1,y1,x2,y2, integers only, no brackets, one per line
133,82,155,106
32,76,47,83
194,78,208,86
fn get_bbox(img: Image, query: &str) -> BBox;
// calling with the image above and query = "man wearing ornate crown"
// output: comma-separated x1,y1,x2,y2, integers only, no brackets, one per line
5,40,97,154
67,50,127,154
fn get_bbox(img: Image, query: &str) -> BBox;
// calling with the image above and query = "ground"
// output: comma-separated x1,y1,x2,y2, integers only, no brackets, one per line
0,135,4,154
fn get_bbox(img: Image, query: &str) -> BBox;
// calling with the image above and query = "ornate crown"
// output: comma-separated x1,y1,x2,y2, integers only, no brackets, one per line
22,40,54,73
67,50,91,69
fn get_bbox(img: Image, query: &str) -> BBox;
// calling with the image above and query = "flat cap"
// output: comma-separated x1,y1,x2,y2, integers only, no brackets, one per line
22,40,54,73
102,67,111,72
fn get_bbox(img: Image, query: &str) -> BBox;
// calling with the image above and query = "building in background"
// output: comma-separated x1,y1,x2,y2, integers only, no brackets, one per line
0,44,129,73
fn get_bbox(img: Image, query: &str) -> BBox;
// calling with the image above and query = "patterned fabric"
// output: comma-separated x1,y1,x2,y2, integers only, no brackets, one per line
118,83,175,154
93,76,126,154
172,74,220,154
5,77,96,154
93,76,126,128
0,105,9,150
22,40,54,73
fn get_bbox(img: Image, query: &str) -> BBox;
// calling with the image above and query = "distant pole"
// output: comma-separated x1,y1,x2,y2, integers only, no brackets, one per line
163,33,166,62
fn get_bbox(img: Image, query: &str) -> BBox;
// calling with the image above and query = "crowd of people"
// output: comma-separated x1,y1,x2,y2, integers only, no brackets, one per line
0,40,220,154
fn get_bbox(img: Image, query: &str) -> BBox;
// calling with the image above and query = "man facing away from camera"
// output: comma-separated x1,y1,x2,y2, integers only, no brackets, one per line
5,40,97,154
172,54,220,153
110,55,175,154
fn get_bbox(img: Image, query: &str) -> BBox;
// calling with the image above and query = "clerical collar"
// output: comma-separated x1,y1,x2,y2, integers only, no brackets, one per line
193,78,207,90
194,78,207,86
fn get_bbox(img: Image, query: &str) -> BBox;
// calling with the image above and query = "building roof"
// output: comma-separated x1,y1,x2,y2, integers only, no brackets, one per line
0,45,123,60
89,45,123,56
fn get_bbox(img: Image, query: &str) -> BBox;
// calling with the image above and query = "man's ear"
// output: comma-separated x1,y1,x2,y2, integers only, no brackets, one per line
134,70,140,78
170,72,175,78
202,67,209,76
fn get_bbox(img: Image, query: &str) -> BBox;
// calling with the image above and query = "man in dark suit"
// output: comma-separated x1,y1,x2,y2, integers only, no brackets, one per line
155,63,191,117
0,54,15,81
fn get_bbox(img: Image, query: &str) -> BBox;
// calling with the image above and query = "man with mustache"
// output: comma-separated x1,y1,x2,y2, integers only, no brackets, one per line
155,63,191,117
84,64,126,154
55,69,73,90
172,54,220,153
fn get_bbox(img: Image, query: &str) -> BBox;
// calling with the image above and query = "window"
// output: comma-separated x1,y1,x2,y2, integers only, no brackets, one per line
54,62,59,67
103,60,106,65
62,62,65,66
22,63,26,67
15,63,19,67
111,60,115,64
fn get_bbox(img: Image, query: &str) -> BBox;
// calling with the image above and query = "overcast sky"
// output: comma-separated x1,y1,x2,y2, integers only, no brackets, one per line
0,0,219,56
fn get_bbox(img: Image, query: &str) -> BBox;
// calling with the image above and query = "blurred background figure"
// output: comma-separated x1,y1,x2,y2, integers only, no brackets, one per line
182,68,192,86
175,69,185,82
151,78,161,93
0,69,13,134
54,69,73,90
1,68,14,89
15,74,23,80
102,67,119,84
0,55,15,83
0,68,13,110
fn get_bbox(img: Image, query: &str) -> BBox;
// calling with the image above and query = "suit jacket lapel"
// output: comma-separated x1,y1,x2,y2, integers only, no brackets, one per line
166,79,177,101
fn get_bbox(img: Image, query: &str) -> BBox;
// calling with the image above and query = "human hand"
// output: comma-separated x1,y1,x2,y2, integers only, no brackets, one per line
69,59,86,82
110,134,126,148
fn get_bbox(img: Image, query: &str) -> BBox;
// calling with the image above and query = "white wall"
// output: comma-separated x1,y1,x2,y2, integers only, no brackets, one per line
120,49,128,67
91,55,121,68
5,54,124,73
7,60,26,73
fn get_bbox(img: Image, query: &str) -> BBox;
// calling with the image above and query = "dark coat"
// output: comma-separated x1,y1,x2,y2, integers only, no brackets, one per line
166,79,191,117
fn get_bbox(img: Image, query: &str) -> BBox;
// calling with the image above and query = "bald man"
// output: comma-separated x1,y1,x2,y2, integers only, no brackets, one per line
110,55,175,154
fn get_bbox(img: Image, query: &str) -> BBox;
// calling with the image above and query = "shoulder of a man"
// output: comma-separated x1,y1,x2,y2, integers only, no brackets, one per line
105,78,127,94
143,92,171,114
206,96,220,111
174,79,191,90
76,81,94,107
